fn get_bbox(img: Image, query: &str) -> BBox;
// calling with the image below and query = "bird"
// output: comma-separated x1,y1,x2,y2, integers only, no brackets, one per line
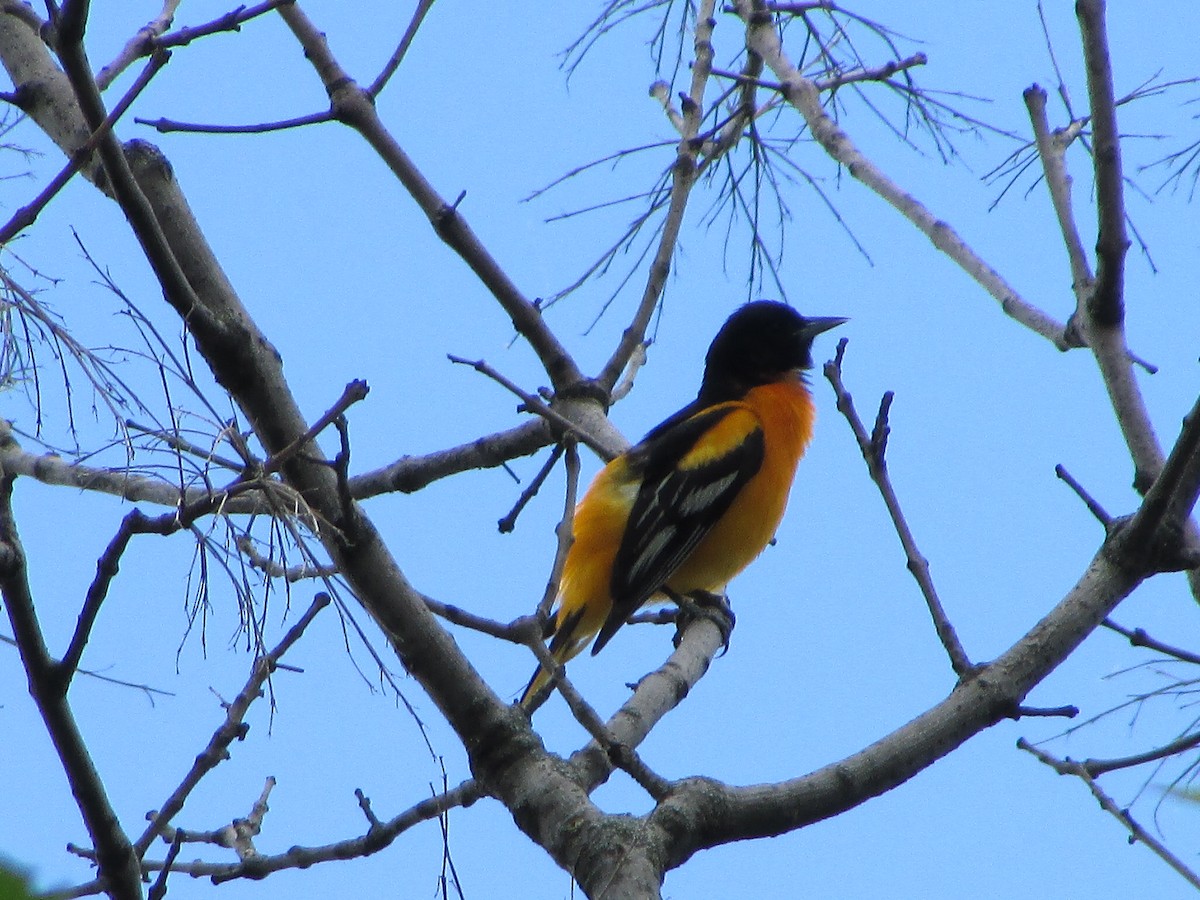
520,300,845,707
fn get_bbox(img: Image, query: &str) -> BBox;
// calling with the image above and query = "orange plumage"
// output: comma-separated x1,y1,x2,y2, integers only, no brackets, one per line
521,301,843,706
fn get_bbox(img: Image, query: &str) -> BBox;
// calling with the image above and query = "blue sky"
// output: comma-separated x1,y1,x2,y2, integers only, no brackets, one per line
4,2,1200,898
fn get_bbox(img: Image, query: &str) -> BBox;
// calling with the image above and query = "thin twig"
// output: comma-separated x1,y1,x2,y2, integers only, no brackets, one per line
739,0,1075,351
597,0,726,393
1018,738,1200,890
57,509,147,689
526,634,672,799
1079,731,1200,777
538,440,580,620
609,341,648,403
146,831,182,900
1103,618,1200,666
421,593,524,642
79,780,481,890
1024,85,1093,317
1012,704,1078,719
351,418,551,497
824,340,972,676
135,593,330,855
136,110,332,134
366,0,435,97
97,0,292,89
0,633,174,698
173,776,275,858
813,52,927,92
447,355,613,458
95,0,179,90
1055,464,1114,527
126,419,243,471
260,380,369,477
498,443,563,534
236,535,338,582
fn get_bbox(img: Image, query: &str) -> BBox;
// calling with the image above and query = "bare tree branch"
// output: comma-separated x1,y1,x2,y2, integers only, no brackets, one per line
639,388,1200,868
1074,730,1200,777
0,47,167,244
349,419,553,497
97,0,293,91
58,510,143,688
598,0,730,393
1024,85,1093,305
94,0,179,91
274,4,585,395
0,472,143,900
738,0,1076,351
1076,0,1129,328
1019,738,1200,891
447,354,624,460
135,593,329,856
824,339,972,676
1023,11,1200,600
59,779,485,893
5,3,1200,895
366,0,435,97
136,109,331,135
1103,618,1200,665
1056,463,1115,527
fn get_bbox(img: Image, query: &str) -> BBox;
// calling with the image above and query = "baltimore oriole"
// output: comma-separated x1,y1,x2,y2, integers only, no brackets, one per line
521,300,844,706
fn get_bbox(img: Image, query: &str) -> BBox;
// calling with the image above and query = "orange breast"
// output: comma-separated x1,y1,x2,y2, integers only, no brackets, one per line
665,378,815,593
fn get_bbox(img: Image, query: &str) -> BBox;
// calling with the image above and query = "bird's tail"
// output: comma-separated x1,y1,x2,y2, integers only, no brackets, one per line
518,661,556,709
518,608,588,709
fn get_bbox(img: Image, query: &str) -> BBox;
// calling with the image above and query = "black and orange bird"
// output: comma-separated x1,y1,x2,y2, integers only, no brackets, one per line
521,301,844,706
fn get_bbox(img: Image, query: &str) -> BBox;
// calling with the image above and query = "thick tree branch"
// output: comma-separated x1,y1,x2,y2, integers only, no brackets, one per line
0,8,98,182
567,609,732,794
16,0,524,753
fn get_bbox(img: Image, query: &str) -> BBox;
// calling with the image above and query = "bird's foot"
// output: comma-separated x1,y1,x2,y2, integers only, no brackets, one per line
669,589,735,655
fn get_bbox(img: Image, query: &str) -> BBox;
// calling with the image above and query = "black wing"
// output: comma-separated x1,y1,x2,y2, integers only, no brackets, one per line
591,403,764,654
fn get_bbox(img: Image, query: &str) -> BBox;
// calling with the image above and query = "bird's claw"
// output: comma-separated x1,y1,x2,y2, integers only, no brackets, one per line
670,590,735,655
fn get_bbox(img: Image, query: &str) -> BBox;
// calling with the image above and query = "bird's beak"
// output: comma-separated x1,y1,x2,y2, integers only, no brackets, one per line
800,316,848,340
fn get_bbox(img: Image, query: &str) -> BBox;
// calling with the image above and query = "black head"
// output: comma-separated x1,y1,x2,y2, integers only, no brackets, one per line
699,301,846,402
